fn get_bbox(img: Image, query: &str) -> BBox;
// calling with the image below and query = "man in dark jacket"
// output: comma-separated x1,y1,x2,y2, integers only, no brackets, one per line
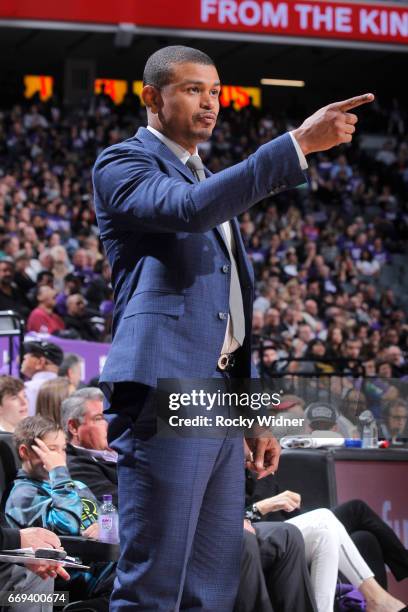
62,388,117,506
0,259,31,320
63,294,100,341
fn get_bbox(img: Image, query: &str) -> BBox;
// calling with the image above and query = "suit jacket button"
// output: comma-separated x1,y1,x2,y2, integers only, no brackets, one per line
218,312,227,320
222,264,230,273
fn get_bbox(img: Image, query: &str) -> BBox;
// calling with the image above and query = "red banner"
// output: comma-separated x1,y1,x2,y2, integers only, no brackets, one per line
1,0,408,45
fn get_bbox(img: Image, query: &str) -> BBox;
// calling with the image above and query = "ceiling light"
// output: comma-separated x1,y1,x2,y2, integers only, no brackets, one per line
260,78,305,87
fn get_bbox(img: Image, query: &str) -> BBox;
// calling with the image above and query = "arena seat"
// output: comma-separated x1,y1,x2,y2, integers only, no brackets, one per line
276,449,338,511
0,433,20,512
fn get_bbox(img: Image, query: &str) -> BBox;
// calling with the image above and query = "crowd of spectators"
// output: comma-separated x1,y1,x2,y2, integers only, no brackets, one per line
0,91,408,439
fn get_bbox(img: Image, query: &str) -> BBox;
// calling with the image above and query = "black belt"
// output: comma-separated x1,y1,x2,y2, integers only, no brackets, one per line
217,352,236,372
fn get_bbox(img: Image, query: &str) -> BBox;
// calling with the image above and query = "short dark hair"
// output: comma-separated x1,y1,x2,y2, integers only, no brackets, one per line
0,376,24,406
143,45,215,89
37,270,54,284
14,415,63,453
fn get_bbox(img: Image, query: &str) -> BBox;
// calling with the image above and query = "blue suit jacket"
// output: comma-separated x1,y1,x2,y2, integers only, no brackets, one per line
92,127,307,391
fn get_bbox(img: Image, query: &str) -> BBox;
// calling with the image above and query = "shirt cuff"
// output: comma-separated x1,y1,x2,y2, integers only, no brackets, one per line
289,131,308,170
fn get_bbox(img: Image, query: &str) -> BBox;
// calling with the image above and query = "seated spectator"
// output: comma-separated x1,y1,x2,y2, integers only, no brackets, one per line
21,341,64,416
304,402,342,438
337,389,365,439
58,353,84,389
356,250,380,278
85,260,112,311
251,310,265,345
35,377,75,427
13,250,36,296
55,273,83,318
0,521,69,612
27,270,55,305
262,308,284,339
62,388,117,506
298,339,334,375
0,258,31,319
325,325,345,358
363,357,400,419
380,399,408,445
64,294,100,341
72,248,94,286
246,475,408,611
341,338,363,374
5,416,115,602
235,520,316,612
258,343,280,390
384,345,407,377
0,376,28,432
377,360,394,379
26,286,65,335
302,299,321,333
49,246,72,293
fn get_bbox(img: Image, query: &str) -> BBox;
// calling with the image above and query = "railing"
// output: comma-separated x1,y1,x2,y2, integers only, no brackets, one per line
254,341,408,441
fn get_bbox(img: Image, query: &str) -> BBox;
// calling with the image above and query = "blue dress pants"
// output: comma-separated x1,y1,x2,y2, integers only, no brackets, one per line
107,378,245,611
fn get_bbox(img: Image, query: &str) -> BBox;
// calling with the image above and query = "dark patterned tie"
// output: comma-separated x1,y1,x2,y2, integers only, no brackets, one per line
186,155,245,345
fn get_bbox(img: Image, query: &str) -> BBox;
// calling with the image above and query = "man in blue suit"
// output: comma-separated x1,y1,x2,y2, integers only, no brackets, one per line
92,45,373,610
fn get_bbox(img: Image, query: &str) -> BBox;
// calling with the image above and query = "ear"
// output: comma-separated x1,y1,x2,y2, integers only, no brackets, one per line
36,356,47,371
142,85,162,114
19,444,30,461
67,417,79,439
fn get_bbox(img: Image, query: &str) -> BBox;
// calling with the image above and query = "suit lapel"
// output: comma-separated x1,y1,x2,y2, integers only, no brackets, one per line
230,217,252,288
202,166,229,254
135,127,196,184
135,128,249,281
214,225,229,255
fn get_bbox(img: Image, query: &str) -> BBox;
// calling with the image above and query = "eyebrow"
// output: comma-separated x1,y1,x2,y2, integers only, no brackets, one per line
179,80,221,87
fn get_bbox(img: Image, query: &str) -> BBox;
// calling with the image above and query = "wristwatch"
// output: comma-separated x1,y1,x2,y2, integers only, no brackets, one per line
251,503,262,521
244,503,262,522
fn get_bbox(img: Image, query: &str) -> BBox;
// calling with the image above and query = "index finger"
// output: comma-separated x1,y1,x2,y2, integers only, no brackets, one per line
254,439,269,472
56,565,70,581
31,444,47,460
267,440,281,472
256,463,276,480
334,93,374,112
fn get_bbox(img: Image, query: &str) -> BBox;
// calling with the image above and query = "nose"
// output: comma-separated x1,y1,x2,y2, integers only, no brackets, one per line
200,92,216,111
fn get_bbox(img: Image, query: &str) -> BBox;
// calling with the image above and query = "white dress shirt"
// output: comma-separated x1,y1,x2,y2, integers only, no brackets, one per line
25,371,57,416
146,125,307,354
73,444,118,463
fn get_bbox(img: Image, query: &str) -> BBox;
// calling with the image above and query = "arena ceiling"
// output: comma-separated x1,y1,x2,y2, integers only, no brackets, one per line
0,24,406,111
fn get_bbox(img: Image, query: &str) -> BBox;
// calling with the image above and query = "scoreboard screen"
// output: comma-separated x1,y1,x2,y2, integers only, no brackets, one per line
24,75,262,111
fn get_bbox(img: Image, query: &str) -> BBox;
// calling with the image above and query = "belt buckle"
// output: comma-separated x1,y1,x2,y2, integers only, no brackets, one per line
218,353,235,371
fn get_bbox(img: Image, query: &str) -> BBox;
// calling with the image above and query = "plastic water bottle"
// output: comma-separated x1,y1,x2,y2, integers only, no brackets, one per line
98,494,119,544
359,410,378,449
